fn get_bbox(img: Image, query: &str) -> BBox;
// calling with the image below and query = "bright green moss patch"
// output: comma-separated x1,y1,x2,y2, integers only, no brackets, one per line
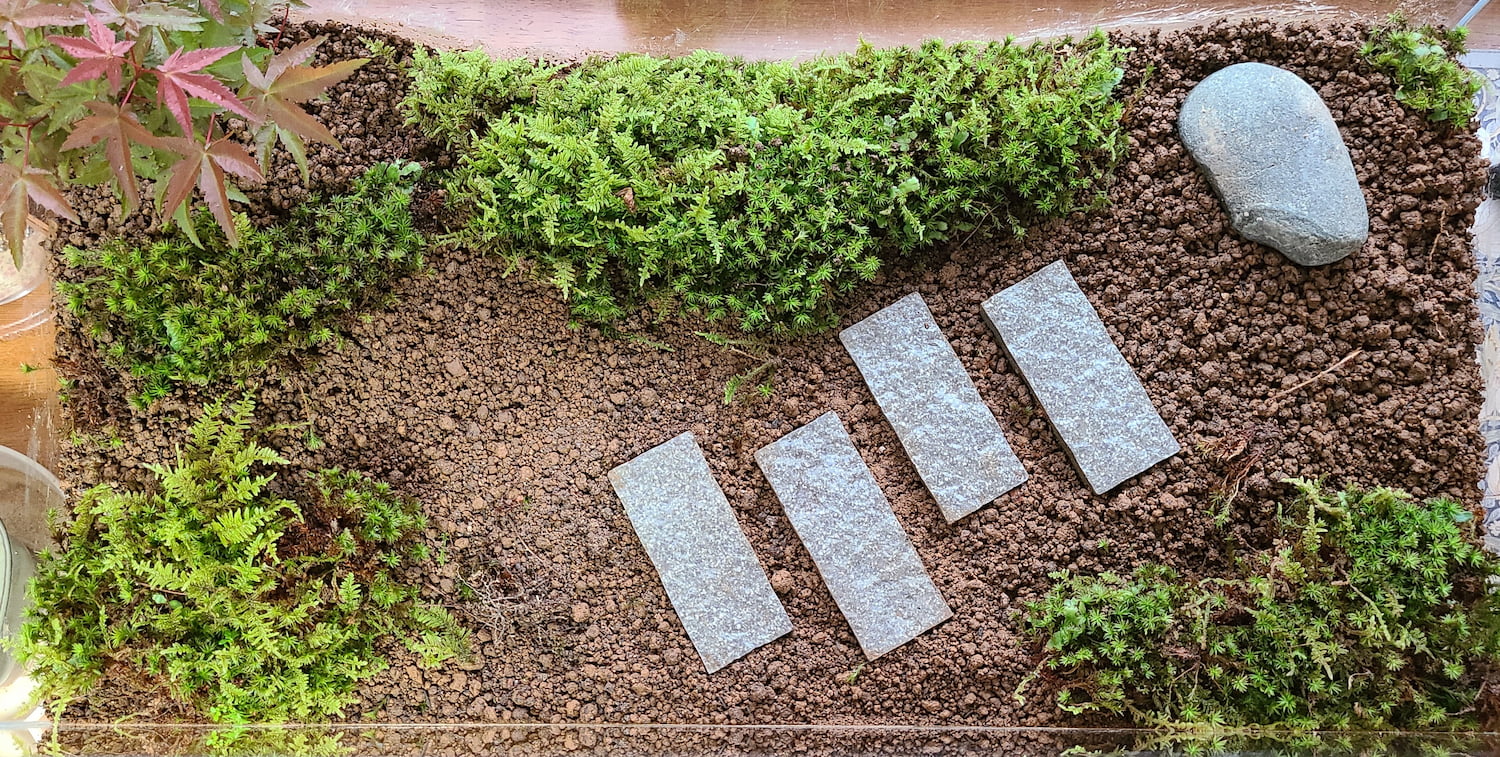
406,34,1129,333
59,162,426,407
18,397,468,725
1363,15,1483,128
1022,479,1500,730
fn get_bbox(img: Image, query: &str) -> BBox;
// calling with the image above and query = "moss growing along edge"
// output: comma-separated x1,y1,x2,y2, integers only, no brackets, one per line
1362,15,1483,128
405,34,1130,334
59,161,426,408
1022,479,1500,730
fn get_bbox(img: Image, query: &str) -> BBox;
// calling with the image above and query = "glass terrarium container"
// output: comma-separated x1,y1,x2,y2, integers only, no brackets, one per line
0,445,56,721
0,221,47,308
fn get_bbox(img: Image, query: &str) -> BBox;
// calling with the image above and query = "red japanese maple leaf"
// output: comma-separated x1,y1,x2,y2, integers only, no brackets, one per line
239,35,365,178
151,45,256,136
156,135,261,246
60,101,156,214
0,163,76,266
47,13,135,91
0,0,84,49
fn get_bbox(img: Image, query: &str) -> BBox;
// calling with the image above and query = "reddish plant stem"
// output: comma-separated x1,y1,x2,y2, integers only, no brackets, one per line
270,3,293,48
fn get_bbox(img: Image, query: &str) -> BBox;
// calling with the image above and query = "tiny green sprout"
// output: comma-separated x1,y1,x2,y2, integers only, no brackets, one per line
360,35,395,61
18,362,37,374
845,662,867,685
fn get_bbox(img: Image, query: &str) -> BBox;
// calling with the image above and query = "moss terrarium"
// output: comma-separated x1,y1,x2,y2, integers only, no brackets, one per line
0,2,1495,754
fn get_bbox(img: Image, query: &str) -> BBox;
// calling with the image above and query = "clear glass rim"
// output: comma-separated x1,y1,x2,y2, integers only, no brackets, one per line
0,219,49,309
0,446,61,495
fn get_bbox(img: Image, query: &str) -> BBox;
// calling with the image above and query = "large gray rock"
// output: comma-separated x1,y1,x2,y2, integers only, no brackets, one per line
982,261,1179,494
1178,62,1368,266
610,432,791,673
755,412,952,659
840,292,1027,523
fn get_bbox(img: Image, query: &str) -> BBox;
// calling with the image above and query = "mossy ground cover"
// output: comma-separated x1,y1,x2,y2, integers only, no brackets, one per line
405,34,1129,333
1022,480,1500,730
58,162,425,408
26,16,1499,741
19,398,467,728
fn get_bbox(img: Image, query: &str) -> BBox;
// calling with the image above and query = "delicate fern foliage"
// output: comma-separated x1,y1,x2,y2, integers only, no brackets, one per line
1021,480,1500,730
17,396,469,725
1363,15,1482,128
58,161,425,407
406,35,1128,334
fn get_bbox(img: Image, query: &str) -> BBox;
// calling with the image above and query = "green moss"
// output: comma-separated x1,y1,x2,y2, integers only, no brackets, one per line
1021,479,1500,729
17,396,468,725
405,35,1129,334
1363,15,1483,128
59,162,425,408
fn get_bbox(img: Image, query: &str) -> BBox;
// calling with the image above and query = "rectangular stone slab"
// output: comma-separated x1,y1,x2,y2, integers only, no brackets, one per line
840,292,1027,522
609,432,791,673
755,412,952,659
981,260,1180,494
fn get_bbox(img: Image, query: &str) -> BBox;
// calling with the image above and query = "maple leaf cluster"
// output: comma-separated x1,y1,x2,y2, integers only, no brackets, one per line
0,0,366,265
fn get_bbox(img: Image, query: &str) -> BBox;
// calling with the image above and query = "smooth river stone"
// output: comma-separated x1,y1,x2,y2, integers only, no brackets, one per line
609,432,791,673
840,292,1026,523
755,412,952,659
1178,61,1369,266
981,261,1179,494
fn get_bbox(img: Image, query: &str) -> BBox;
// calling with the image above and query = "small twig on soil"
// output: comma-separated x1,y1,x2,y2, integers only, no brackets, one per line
1266,349,1364,404
1428,211,1450,269
957,206,996,249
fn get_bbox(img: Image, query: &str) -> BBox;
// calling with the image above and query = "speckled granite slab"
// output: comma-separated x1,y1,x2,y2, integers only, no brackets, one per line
755,412,952,659
840,292,1027,522
981,261,1179,494
610,432,791,672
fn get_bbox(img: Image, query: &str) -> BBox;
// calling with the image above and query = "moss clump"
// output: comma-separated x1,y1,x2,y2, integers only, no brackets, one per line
1363,15,1483,128
1022,479,1500,729
18,397,468,725
59,162,425,407
405,35,1128,333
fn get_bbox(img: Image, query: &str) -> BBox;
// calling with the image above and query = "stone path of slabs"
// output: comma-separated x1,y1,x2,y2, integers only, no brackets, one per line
608,261,1180,673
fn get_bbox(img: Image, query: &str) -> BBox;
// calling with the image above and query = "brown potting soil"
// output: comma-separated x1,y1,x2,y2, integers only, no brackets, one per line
45,18,1487,735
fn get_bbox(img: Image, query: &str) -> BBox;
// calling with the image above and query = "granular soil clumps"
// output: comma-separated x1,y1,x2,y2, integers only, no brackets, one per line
49,20,1487,733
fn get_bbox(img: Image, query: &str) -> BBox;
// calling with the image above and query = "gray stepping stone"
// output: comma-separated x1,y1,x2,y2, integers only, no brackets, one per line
981,261,1179,494
755,412,952,659
1178,62,1368,266
840,292,1027,523
609,432,791,673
